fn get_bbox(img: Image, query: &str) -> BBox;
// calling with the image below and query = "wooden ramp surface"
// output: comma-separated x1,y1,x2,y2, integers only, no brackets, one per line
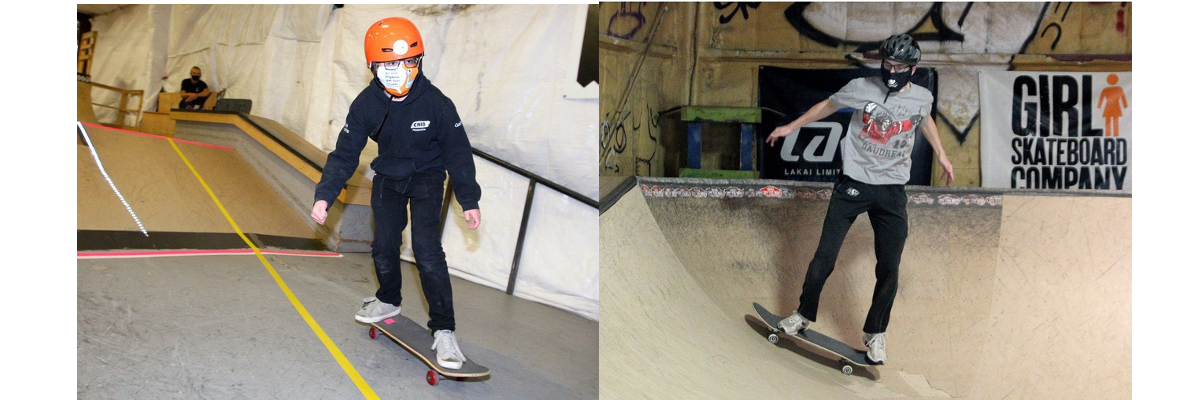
77,124,319,248
601,178,1131,399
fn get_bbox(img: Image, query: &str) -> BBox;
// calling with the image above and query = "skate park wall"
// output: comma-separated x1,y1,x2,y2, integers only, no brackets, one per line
599,3,1133,184
601,177,1130,399
83,4,599,320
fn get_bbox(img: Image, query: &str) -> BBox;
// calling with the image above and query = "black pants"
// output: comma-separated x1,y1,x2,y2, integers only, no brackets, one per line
797,175,908,334
371,170,455,332
179,96,208,110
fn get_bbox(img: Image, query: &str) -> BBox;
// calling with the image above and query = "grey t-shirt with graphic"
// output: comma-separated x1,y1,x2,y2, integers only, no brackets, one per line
828,77,934,185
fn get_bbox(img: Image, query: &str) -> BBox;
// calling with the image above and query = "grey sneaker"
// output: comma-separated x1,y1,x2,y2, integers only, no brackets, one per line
778,311,811,335
355,297,401,323
432,330,466,370
863,332,886,364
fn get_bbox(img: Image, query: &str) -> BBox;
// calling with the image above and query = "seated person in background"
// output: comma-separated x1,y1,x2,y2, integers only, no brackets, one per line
179,66,211,110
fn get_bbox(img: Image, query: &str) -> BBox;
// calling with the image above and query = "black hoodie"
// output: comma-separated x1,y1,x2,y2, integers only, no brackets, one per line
314,74,481,211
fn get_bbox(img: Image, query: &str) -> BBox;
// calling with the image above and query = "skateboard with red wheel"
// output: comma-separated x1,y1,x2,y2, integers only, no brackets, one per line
365,315,490,386
752,302,881,375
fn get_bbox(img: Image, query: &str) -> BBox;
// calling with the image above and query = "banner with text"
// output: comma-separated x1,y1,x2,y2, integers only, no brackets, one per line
979,71,1132,191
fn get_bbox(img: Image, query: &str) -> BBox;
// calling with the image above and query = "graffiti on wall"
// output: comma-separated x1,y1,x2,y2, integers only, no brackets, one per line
600,111,627,173
1036,2,1071,50
601,104,660,175
779,2,1127,55
784,2,966,51
1116,3,1127,33
715,2,761,24
606,2,650,40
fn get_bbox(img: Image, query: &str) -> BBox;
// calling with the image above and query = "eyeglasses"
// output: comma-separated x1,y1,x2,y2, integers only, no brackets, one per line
882,60,912,72
380,56,422,69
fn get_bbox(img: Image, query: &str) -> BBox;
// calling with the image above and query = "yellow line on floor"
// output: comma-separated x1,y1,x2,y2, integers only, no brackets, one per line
167,139,380,400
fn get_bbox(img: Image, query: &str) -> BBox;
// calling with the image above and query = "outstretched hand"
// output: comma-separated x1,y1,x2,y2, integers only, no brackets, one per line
765,125,796,147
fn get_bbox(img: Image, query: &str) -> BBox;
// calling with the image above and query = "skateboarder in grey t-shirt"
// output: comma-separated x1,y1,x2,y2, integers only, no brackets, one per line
764,34,954,364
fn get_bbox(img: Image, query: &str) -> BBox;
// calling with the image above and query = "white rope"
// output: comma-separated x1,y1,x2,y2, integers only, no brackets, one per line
77,121,149,236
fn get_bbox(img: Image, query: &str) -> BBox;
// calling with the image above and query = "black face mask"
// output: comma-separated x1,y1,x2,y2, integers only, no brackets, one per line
191,75,200,81
880,62,912,93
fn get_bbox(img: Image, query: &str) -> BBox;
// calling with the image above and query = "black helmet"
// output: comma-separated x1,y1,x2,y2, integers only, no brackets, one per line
880,34,921,65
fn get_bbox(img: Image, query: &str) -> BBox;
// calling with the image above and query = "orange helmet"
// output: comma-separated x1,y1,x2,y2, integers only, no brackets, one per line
364,17,423,69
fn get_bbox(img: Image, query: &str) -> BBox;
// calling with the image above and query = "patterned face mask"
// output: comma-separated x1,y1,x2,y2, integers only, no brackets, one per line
376,57,420,97
880,60,912,93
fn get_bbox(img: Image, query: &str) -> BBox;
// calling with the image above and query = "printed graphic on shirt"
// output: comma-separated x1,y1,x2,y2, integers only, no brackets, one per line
411,120,430,131
454,121,462,128
860,101,920,146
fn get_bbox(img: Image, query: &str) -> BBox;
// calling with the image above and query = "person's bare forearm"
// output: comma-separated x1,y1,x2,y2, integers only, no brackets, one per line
921,117,946,158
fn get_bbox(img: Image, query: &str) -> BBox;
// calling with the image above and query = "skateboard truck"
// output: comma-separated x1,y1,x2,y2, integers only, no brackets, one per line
766,331,855,375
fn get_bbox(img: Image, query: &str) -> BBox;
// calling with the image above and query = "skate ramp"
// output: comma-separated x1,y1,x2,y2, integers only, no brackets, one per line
77,122,323,251
601,177,1131,399
600,189,887,400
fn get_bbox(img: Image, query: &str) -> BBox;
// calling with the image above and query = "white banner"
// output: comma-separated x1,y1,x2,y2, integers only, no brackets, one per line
979,71,1132,191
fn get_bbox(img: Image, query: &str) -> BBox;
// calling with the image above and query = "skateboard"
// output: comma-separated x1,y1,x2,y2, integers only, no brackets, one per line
752,302,881,375
365,316,490,386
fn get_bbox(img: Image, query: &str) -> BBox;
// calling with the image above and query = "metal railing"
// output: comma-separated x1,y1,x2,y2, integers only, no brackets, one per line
454,149,598,294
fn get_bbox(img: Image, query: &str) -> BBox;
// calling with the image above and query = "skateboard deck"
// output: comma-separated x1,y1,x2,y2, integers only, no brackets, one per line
366,315,490,386
752,302,881,374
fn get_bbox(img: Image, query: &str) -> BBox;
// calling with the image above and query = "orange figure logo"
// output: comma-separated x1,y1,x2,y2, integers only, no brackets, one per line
1097,74,1128,137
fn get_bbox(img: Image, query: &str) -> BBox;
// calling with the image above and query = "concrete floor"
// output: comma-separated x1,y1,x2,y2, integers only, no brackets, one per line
78,253,598,399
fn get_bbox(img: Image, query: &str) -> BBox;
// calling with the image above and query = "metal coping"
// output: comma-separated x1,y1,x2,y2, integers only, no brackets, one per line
635,176,1132,198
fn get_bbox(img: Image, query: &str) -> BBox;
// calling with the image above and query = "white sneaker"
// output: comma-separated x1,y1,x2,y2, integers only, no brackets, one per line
355,297,401,323
778,312,811,335
863,332,886,364
432,330,466,370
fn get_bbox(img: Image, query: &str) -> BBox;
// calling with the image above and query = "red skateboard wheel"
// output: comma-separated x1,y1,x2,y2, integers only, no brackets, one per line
369,327,378,339
426,370,439,386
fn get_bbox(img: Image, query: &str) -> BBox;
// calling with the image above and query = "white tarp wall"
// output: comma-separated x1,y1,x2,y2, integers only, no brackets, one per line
88,4,599,320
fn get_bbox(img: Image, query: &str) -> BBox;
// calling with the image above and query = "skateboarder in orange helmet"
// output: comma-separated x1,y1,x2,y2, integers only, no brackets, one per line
310,16,482,370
